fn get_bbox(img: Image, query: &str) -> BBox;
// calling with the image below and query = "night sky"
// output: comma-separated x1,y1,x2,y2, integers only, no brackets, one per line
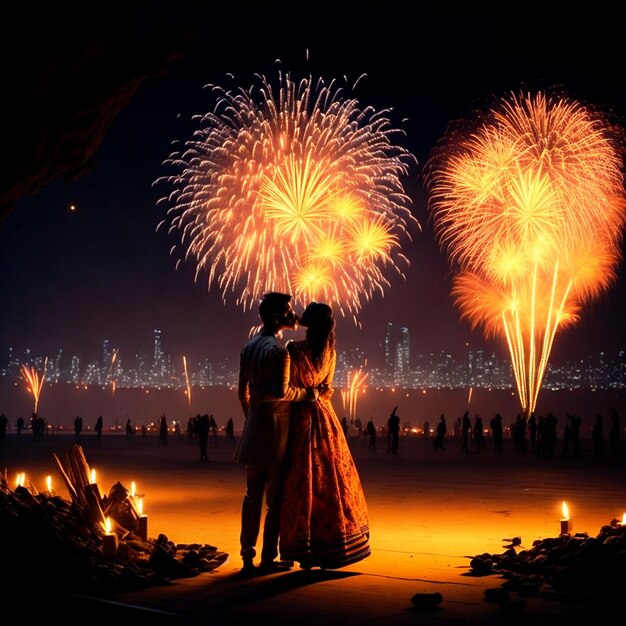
2,4,626,371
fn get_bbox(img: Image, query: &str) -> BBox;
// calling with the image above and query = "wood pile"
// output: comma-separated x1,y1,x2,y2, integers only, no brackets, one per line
0,444,228,595
467,523,626,610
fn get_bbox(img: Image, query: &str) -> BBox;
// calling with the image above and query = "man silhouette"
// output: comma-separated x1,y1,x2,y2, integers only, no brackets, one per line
236,292,318,575
387,406,400,454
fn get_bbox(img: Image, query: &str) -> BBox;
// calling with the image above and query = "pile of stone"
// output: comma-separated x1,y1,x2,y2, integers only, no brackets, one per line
467,523,626,608
0,445,228,595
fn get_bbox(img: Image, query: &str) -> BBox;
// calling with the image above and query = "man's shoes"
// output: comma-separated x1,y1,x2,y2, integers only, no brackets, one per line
257,559,294,574
240,558,256,576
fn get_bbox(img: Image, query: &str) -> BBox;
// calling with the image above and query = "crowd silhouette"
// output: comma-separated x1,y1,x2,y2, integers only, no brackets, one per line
0,405,623,467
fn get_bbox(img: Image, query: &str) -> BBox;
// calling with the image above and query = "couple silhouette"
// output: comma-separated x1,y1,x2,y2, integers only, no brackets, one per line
236,292,371,574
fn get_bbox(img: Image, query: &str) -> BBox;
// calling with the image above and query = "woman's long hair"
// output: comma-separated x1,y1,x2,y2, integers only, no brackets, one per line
302,303,336,366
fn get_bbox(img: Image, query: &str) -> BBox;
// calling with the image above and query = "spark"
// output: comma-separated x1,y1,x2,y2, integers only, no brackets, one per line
157,70,418,320
426,91,626,416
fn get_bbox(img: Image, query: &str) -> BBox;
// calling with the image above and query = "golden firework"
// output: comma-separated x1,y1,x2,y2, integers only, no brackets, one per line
341,367,368,422
157,71,418,318
21,358,48,415
426,91,626,416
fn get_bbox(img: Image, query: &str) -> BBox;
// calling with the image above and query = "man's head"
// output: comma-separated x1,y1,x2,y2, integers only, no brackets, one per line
259,292,299,331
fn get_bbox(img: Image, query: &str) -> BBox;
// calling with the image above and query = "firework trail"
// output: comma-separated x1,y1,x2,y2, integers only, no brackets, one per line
182,355,191,407
426,91,626,416
157,70,418,322
107,349,118,395
341,367,368,421
21,357,48,415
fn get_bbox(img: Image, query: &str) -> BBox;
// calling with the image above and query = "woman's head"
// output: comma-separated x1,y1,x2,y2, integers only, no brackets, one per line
299,302,333,330
299,302,335,363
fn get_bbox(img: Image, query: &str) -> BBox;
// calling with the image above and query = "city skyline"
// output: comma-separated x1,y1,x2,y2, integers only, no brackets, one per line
3,323,625,393
2,8,626,376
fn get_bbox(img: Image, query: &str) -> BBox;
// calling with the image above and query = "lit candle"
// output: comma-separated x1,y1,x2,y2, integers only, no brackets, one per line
136,497,148,541
618,512,626,528
86,467,104,500
45,475,54,496
131,481,136,498
15,472,25,488
560,501,573,535
102,517,118,559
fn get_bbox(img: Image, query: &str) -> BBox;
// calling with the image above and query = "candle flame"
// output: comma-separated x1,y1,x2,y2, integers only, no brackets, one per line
131,481,136,497
562,501,569,519
16,472,25,487
138,497,143,515
90,468,96,484
103,517,112,534
622,512,626,525
46,475,52,492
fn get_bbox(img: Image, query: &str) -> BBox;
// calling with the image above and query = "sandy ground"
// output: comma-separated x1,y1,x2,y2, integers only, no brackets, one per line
2,430,625,625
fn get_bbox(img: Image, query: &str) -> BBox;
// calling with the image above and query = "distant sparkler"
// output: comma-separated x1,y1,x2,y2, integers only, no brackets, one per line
107,349,118,396
341,367,368,421
21,358,48,415
157,70,418,323
182,356,191,407
426,91,626,416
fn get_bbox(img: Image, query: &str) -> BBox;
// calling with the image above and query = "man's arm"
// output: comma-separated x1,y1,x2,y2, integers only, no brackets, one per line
238,350,251,418
266,349,309,402
318,349,336,400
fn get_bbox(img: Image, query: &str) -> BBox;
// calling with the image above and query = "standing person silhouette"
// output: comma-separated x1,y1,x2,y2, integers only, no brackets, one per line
280,302,370,570
341,416,349,440
195,413,210,461
608,407,622,457
235,292,316,575
490,413,504,453
567,413,582,458
74,415,83,442
159,414,168,444
209,414,218,444
387,406,400,454
433,414,446,450
592,413,604,458
460,411,471,453
474,414,486,452
365,418,376,452
95,415,103,440
226,417,236,445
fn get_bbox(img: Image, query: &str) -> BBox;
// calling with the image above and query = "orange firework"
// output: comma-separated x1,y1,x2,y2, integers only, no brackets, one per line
182,355,191,407
157,70,418,322
341,367,368,421
426,91,626,416
21,357,48,415
107,349,118,395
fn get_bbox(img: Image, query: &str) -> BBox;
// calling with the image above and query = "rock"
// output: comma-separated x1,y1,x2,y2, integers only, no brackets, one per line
411,592,443,609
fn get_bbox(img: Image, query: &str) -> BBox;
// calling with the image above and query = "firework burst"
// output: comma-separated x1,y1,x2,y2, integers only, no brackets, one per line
426,91,626,416
157,71,418,321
